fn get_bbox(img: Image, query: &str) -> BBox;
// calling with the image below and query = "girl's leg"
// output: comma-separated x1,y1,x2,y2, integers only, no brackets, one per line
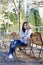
6,40,17,60
8,46,14,55
14,40,27,48
8,40,17,55
8,40,27,55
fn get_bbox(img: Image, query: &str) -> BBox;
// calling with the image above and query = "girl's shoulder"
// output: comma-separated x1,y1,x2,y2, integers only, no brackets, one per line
20,29,24,34
27,28,32,31
27,29,32,33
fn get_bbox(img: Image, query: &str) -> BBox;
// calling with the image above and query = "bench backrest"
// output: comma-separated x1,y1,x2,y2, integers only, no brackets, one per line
9,32,20,40
31,32,42,46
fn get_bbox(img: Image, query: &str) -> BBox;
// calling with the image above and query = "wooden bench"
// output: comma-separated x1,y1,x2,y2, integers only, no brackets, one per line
30,32,43,58
8,31,43,58
14,38,34,59
8,32,34,58
12,35,34,57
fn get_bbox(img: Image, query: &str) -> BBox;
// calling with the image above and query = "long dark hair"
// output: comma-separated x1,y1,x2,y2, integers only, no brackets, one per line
22,22,28,33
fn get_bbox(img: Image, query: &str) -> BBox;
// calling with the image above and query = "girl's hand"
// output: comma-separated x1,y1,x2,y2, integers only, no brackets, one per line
24,36,29,40
24,37,28,40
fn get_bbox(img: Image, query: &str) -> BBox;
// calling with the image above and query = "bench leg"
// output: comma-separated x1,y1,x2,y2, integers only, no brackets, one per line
30,45,34,57
19,48,26,54
23,48,26,54
38,46,42,58
13,48,17,59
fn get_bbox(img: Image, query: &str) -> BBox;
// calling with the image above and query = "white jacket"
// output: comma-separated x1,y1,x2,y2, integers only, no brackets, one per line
20,29,32,44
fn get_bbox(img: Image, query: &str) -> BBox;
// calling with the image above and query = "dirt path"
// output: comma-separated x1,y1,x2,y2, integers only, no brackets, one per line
0,51,43,65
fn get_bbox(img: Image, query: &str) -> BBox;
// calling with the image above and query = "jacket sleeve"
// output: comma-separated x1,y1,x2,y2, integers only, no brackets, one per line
26,29,32,38
20,30,25,38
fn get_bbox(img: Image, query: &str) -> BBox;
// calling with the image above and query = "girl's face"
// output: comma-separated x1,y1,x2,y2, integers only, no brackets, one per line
24,23,29,30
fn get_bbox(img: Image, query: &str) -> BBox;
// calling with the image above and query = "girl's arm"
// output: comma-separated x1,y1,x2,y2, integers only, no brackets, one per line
20,30,25,38
24,29,32,40
27,29,32,38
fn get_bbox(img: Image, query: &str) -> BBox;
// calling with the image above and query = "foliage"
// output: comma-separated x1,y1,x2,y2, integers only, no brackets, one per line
29,8,43,34
4,12,18,24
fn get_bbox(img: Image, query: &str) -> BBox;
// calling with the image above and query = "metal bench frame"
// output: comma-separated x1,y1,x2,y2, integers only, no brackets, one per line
30,32,43,58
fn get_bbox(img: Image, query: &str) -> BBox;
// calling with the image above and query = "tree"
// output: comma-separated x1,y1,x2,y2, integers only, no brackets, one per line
34,9,41,26
30,8,43,34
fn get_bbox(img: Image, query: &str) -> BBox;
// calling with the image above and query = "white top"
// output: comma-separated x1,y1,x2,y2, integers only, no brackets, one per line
20,29,32,44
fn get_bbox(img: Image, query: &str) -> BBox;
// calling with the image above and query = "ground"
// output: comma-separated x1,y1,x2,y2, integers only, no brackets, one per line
0,51,43,65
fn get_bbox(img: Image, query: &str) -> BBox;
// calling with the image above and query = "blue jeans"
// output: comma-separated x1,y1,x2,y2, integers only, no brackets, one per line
9,40,27,55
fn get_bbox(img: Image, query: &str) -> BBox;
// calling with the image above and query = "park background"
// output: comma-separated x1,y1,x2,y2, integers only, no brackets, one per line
0,0,43,65
0,0,43,36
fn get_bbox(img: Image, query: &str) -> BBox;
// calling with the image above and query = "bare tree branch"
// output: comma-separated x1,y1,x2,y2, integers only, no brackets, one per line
13,0,19,12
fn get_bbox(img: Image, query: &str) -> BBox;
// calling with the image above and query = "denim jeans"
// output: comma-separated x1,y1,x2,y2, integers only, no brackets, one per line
9,40,27,55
